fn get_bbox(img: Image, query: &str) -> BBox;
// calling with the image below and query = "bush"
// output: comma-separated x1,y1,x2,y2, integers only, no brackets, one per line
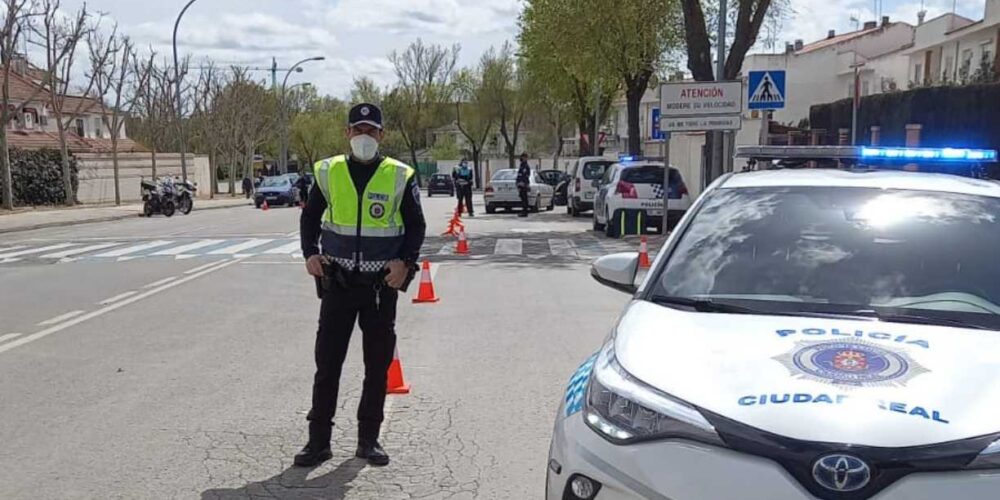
0,148,79,207
809,83,1000,149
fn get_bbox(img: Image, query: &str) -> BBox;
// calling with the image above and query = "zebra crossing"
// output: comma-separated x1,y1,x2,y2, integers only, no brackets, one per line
0,233,662,264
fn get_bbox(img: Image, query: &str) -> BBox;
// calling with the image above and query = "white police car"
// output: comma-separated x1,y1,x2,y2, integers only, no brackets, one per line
592,157,692,238
547,146,1000,500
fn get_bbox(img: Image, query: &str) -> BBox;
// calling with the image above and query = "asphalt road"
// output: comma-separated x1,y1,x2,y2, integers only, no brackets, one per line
0,193,664,499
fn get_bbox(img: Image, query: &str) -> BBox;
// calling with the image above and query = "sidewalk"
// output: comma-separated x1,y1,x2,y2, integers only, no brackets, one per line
0,197,251,234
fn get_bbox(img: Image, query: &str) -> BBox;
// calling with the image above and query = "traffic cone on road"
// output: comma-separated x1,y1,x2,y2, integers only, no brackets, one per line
386,347,411,394
638,236,651,268
412,260,440,303
262,199,269,211
456,228,470,255
442,208,465,237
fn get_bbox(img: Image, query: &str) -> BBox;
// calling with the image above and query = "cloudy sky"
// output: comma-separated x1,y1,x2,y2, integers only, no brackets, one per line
50,0,988,98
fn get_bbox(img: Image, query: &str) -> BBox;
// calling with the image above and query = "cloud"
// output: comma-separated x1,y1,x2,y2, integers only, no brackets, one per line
325,0,520,37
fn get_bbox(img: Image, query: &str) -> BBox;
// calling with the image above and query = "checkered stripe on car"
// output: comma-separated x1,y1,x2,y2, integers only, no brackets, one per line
564,352,598,417
651,183,664,199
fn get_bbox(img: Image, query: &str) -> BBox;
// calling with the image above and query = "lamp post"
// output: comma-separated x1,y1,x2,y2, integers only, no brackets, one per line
172,0,199,183
279,56,324,173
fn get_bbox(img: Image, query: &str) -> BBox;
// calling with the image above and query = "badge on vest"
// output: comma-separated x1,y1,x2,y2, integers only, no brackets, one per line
367,192,390,202
369,202,386,219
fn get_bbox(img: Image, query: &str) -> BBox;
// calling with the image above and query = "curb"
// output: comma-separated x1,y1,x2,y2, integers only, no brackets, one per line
0,201,250,235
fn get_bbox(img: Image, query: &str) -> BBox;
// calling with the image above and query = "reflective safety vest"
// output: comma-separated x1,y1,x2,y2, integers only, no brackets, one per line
314,155,415,273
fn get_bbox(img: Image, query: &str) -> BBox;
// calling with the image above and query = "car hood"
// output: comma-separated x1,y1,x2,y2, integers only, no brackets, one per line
614,300,1000,447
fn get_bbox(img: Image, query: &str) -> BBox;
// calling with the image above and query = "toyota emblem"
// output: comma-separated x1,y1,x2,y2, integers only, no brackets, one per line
812,454,871,492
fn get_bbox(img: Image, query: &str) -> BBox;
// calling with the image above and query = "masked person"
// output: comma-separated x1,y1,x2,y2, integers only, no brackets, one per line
452,159,474,217
516,153,532,218
298,103,427,467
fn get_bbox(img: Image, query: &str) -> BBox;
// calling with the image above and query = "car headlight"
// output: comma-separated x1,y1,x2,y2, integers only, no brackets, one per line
968,438,1000,469
584,341,725,446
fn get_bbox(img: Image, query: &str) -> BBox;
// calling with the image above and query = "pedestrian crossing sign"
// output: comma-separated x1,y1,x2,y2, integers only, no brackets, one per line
748,71,785,110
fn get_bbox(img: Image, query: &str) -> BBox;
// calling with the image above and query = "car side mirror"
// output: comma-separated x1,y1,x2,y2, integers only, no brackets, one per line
591,252,639,294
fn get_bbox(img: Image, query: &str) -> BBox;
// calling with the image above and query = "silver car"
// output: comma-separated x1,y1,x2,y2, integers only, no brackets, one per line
484,169,554,214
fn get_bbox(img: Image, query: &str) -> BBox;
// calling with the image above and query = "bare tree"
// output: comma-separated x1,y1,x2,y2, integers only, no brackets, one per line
0,0,45,209
35,0,97,206
452,61,496,188
484,43,531,169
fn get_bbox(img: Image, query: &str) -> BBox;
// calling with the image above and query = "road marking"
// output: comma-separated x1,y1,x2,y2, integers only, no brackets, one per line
94,240,174,257
98,291,138,305
548,239,577,257
184,260,226,274
37,310,85,326
239,261,300,265
437,244,452,255
208,238,274,255
151,239,223,256
143,276,178,289
0,333,22,344
40,242,121,258
0,245,26,254
285,230,300,237
494,238,522,255
0,259,241,355
263,241,301,254
0,242,76,259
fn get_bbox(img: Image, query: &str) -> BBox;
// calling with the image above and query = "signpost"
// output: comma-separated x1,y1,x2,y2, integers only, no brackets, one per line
658,81,743,231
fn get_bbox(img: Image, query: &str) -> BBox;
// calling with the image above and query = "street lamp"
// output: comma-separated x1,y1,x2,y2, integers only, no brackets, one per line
172,0,199,183
279,56,325,172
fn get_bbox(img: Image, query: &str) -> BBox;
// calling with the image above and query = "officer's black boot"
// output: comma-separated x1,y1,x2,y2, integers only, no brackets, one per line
355,439,390,466
294,422,333,467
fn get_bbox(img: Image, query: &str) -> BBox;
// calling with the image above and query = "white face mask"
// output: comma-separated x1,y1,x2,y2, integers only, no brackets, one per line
350,134,379,162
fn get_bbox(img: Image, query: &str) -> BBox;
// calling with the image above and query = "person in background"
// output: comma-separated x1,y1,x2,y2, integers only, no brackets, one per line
452,159,474,217
516,153,531,218
241,176,253,199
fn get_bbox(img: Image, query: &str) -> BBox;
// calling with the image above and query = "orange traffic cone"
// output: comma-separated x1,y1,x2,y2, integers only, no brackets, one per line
262,199,269,211
456,228,470,255
411,260,440,303
386,347,410,394
638,235,651,268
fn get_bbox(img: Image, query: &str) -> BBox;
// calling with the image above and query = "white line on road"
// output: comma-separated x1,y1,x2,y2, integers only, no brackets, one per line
40,242,121,258
37,310,85,326
184,260,225,274
208,238,274,255
263,241,301,254
0,333,22,344
494,238,522,255
0,245,26,254
0,259,242,355
98,290,138,305
548,239,577,257
94,240,174,257
0,243,76,259
143,276,178,289
284,230,300,237
151,239,223,256
437,244,452,255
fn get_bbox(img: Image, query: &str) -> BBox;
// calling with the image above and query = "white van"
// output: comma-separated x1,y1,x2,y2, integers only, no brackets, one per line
566,156,615,216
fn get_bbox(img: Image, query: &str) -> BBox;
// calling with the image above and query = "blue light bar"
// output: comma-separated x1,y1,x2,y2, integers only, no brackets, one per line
618,155,640,162
860,147,998,162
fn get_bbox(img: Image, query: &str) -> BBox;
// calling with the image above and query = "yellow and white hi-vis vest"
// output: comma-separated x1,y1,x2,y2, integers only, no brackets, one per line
313,155,415,273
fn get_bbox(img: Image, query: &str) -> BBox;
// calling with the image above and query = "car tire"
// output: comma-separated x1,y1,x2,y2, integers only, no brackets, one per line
427,191,432,197
547,197,554,211
605,210,621,238
486,203,496,214
593,214,605,232
567,204,574,216
531,196,541,213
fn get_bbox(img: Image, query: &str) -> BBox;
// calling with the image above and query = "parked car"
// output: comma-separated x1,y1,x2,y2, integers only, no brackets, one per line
428,173,455,197
592,160,691,238
484,169,554,214
566,156,614,216
539,169,569,206
254,175,300,208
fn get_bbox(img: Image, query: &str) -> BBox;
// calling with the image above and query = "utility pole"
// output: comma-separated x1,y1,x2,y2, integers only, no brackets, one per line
712,0,728,181
593,86,600,157
173,0,200,184
270,57,277,89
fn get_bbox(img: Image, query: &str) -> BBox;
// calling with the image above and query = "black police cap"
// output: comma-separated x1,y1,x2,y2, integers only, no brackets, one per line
348,103,383,129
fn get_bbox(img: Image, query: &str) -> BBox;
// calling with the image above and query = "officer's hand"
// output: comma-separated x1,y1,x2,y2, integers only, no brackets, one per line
385,260,408,289
305,255,324,277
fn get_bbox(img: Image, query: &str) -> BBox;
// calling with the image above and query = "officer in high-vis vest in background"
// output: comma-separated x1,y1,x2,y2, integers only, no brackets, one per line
298,103,426,467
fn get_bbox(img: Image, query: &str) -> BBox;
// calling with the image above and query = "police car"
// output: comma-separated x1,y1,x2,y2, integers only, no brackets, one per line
592,157,691,238
547,146,1000,500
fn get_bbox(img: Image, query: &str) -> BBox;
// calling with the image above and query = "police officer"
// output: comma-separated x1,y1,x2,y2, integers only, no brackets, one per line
516,152,532,217
452,159,474,217
297,103,426,467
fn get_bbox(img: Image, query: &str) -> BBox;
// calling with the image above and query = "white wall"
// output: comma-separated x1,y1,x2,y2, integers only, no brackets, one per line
75,153,210,204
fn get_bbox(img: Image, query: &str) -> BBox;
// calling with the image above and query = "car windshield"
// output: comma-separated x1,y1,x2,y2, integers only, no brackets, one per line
621,165,664,184
261,177,288,188
652,185,1000,330
583,161,610,180
493,170,517,181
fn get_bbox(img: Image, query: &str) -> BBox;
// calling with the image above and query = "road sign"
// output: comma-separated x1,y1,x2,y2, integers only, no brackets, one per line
662,115,742,132
748,70,786,110
651,108,665,140
660,81,743,118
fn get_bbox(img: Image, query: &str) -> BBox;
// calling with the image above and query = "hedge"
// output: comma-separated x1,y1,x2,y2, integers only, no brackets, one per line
809,83,1000,149
0,148,79,207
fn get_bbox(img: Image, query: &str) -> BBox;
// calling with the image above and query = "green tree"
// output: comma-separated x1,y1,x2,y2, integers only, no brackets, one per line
290,107,348,169
430,134,460,161
452,62,496,188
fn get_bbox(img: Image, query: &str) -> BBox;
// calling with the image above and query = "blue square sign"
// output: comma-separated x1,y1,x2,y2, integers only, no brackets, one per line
748,71,786,110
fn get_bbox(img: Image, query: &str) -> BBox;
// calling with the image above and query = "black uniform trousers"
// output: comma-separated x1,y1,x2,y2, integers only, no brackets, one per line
456,183,474,215
518,187,530,214
307,280,398,445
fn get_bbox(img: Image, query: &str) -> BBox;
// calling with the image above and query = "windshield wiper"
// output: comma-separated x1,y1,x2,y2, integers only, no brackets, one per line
649,296,876,321
850,309,991,330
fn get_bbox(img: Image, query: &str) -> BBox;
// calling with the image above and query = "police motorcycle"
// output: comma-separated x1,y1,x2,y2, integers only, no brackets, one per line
140,177,176,217
173,179,197,215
